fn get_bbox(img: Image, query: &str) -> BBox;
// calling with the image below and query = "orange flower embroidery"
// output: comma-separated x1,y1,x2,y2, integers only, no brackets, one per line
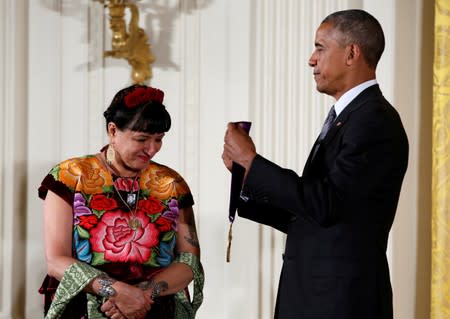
59,157,112,194
140,163,190,199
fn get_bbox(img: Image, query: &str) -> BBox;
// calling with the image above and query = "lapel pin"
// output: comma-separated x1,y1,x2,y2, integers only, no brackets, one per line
336,122,342,127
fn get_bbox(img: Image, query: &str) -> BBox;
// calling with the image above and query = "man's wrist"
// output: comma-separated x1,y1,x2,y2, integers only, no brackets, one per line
242,152,257,179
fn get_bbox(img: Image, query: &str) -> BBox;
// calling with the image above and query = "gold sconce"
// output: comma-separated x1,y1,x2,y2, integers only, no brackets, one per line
98,0,155,84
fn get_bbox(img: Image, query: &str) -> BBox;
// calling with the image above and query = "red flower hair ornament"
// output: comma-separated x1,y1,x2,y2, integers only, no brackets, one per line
124,86,164,108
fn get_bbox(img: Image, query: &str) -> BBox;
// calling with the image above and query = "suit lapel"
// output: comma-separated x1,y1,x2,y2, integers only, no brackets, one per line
305,85,382,165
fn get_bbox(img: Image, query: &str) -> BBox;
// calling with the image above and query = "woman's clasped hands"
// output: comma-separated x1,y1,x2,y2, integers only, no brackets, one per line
101,282,153,319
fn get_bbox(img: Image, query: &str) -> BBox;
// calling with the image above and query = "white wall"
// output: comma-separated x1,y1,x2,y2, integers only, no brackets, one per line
0,0,431,318
0,1,28,319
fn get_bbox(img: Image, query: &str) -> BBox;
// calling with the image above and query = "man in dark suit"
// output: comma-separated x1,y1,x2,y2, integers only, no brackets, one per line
222,9,408,319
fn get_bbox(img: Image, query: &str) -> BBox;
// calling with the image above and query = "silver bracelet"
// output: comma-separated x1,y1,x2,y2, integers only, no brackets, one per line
97,275,117,298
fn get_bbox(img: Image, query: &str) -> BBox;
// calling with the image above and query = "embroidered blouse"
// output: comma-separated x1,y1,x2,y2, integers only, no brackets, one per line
38,154,194,282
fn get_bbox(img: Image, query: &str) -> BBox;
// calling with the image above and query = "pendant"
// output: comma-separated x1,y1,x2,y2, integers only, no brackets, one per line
127,193,136,206
129,218,141,230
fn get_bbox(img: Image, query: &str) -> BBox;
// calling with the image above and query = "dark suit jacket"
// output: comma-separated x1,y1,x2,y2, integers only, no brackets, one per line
238,85,408,319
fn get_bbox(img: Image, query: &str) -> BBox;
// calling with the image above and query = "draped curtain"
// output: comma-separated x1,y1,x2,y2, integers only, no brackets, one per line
432,1,450,318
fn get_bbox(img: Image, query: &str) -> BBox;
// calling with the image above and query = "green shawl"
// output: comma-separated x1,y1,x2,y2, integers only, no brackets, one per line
45,252,204,319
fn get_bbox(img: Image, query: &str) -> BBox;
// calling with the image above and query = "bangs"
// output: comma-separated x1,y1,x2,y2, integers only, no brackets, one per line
126,102,171,133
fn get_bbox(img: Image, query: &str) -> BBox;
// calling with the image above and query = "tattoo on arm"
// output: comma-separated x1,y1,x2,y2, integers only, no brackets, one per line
152,281,168,299
184,210,200,248
136,279,169,300
185,225,200,248
136,279,154,291
136,279,169,299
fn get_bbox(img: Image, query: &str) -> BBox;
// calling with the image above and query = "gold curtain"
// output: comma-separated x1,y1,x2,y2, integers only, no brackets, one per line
432,1,450,318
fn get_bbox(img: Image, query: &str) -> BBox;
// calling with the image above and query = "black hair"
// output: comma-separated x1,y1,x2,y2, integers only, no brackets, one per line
322,9,385,69
103,84,171,134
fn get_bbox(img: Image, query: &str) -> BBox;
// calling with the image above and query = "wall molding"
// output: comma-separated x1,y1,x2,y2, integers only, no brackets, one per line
0,1,27,318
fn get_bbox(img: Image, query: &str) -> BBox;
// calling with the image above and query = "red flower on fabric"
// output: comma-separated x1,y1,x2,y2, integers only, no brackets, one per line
90,194,118,211
138,197,165,215
114,177,139,192
124,87,164,108
90,209,160,263
155,216,172,232
79,215,98,230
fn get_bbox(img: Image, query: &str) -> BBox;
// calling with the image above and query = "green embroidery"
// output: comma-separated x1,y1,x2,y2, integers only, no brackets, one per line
45,263,106,319
86,294,107,319
101,185,114,193
50,166,60,180
140,189,150,197
173,252,204,319
76,225,90,239
91,209,105,218
91,252,106,266
149,213,161,222
162,231,175,241
143,249,159,267
45,255,204,319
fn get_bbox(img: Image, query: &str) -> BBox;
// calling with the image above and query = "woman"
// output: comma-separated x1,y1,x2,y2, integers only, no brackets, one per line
39,85,204,319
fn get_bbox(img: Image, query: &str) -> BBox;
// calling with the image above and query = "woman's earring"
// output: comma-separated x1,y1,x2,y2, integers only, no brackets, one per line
106,144,116,165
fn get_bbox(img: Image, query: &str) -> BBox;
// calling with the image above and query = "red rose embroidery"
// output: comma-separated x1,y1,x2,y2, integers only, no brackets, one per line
138,197,165,215
90,210,159,263
114,177,139,192
155,216,172,232
90,194,118,211
79,215,98,230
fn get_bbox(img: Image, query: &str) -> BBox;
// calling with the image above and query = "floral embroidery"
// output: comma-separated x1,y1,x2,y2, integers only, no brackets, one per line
90,210,159,263
138,197,165,215
58,156,113,194
46,156,192,269
157,236,176,267
90,194,118,211
74,230,92,263
78,215,98,230
114,177,139,192
141,163,190,199
161,199,180,231
74,193,92,225
155,216,172,232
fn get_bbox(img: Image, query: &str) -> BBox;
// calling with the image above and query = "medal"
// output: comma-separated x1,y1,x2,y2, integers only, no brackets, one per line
128,218,142,230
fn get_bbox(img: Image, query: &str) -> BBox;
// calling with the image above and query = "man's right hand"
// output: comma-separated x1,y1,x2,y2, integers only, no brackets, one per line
223,122,257,173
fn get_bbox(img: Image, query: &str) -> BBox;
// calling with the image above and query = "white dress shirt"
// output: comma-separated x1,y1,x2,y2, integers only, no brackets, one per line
334,79,378,117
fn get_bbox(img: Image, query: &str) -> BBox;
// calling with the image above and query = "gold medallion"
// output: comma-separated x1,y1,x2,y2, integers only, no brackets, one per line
129,218,141,230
